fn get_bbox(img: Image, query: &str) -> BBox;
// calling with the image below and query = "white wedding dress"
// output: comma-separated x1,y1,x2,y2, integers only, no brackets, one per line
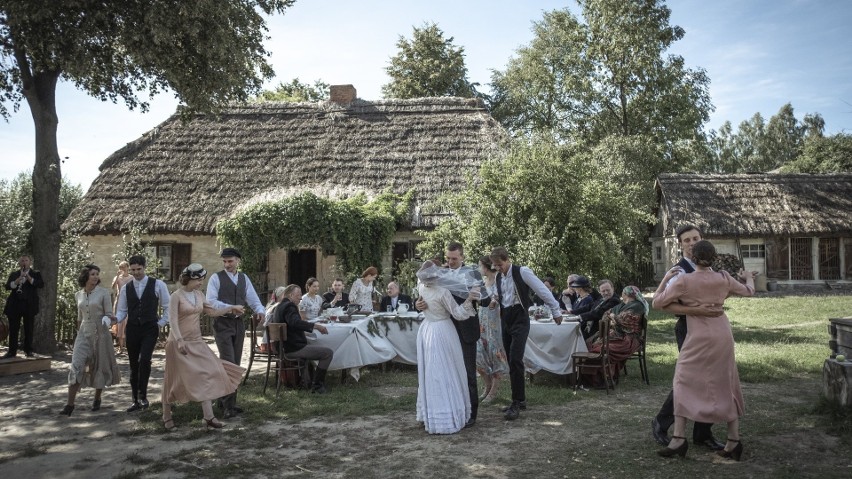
416,283,473,434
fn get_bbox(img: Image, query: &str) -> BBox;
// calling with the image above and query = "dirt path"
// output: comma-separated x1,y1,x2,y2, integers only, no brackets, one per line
2,346,851,478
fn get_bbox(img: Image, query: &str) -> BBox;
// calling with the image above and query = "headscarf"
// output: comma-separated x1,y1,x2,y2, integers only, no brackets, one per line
622,285,649,315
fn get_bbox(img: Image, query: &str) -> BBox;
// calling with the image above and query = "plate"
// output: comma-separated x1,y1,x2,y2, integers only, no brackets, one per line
534,317,553,323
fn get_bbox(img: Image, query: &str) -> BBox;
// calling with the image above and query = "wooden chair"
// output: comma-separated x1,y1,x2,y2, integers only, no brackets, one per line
623,314,650,385
264,324,307,396
572,318,614,394
243,316,274,385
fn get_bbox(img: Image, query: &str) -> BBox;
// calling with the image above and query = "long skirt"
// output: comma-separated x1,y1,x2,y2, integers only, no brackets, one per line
416,318,471,434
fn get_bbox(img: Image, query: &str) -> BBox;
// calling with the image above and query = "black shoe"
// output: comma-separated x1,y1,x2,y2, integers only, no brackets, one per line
139,398,149,409
60,404,75,416
651,418,671,446
657,436,688,458
694,436,725,451
2,352,16,359
501,401,526,412
25,352,34,358
222,408,236,419
311,383,328,394
91,399,101,412
126,402,143,412
231,406,244,414
504,402,521,420
716,439,744,461
464,417,476,428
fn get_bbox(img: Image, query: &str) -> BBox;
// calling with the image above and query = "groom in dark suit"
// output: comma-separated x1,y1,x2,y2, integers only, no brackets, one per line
418,241,480,427
651,224,725,450
3,254,45,358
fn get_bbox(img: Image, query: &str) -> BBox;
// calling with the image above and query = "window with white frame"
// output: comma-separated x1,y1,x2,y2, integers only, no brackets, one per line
740,244,766,259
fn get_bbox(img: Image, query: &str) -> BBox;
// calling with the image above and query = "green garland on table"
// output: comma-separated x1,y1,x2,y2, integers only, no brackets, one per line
215,190,414,275
367,315,423,337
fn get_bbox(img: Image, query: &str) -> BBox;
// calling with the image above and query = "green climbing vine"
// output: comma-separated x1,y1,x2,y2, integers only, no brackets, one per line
215,190,415,275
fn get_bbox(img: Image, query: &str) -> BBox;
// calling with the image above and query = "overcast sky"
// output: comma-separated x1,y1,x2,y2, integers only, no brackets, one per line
2,0,850,189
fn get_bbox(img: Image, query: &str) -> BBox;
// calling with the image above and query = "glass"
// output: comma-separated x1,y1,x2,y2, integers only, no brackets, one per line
386,305,394,313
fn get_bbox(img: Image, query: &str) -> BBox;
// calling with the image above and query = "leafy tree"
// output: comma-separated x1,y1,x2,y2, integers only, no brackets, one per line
382,22,477,99
0,0,294,352
421,137,654,284
763,103,804,170
255,78,330,102
490,1,712,166
782,133,852,173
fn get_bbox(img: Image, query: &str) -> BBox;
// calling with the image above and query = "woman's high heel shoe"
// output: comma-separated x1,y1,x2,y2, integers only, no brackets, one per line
716,439,743,461
204,417,225,430
163,419,177,431
91,399,101,411
60,404,75,416
657,436,688,458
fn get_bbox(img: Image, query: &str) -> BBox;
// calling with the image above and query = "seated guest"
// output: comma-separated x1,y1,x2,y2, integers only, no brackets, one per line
260,286,288,350
576,280,620,339
271,284,333,394
566,276,596,315
299,277,323,321
531,276,560,306
322,278,350,310
586,285,647,377
379,281,415,313
560,274,579,310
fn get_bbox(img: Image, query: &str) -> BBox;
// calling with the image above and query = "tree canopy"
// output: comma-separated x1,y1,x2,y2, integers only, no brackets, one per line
489,0,712,165
0,0,295,352
382,22,477,99
254,78,330,102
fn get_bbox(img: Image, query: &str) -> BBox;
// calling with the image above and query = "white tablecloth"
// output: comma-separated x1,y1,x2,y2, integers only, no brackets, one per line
370,313,422,365
305,319,396,380
523,320,587,375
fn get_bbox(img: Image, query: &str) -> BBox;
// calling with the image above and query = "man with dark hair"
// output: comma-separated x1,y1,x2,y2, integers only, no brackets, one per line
206,247,266,418
115,255,170,412
322,278,350,309
651,224,725,450
490,247,561,420
2,254,45,358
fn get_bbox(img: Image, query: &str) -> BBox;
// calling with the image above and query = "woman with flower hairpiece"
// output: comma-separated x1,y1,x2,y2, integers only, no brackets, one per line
161,264,246,431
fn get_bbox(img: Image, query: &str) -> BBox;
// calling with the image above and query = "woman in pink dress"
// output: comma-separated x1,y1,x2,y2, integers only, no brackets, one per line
110,261,133,354
161,264,245,431
652,240,754,461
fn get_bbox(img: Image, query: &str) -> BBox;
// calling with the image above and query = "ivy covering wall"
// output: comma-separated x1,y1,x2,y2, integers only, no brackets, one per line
215,191,414,275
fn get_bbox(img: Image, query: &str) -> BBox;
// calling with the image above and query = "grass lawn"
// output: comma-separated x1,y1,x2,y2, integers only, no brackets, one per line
119,294,852,478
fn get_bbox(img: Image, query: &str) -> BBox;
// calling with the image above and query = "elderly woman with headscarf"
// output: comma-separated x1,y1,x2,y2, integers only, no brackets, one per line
415,261,479,435
586,285,648,367
161,264,246,431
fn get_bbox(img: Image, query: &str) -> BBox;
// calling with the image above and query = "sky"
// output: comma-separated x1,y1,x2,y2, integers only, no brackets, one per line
1,0,850,190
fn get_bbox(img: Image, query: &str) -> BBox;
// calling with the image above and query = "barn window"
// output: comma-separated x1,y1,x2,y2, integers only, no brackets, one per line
740,244,765,259
146,243,192,282
790,237,813,280
819,238,840,280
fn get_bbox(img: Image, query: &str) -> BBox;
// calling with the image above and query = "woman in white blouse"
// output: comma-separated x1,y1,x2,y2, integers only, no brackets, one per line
299,277,324,321
348,266,378,313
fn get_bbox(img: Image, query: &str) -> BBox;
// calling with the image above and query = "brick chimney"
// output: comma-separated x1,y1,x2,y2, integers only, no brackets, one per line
329,84,357,106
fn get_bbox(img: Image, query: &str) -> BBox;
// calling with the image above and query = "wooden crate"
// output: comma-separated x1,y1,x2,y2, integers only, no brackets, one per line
829,317,852,357
0,355,51,376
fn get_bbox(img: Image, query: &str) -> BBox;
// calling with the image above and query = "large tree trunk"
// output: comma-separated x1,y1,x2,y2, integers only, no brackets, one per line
23,70,62,354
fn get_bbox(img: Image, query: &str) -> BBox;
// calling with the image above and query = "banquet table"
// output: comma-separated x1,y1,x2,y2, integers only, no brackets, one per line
523,319,587,375
369,313,422,365
305,318,396,380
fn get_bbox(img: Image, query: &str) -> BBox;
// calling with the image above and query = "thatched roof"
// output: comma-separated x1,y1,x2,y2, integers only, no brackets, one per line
655,173,852,237
66,97,506,235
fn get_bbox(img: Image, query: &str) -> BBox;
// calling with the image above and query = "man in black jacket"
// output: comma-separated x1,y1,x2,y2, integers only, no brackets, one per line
272,284,333,393
379,281,414,313
575,279,620,339
651,224,726,450
3,254,45,358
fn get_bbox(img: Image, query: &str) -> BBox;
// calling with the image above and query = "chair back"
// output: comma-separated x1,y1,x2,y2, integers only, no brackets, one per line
597,316,610,358
266,323,288,355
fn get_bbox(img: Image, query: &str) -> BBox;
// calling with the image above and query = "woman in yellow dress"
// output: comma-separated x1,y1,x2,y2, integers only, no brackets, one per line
161,264,245,430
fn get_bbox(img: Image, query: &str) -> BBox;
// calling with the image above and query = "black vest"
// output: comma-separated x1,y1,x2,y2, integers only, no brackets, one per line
496,264,532,311
674,257,696,321
217,271,247,318
126,277,159,325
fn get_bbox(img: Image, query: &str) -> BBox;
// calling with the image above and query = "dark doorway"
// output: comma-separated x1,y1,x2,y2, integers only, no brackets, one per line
288,249,317,291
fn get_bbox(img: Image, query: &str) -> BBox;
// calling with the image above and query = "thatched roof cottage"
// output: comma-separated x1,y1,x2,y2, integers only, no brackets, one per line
66,86,505,293
651,173,852,289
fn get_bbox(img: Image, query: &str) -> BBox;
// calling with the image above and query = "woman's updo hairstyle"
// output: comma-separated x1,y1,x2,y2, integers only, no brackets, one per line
478,255,495,271
691,240,716,267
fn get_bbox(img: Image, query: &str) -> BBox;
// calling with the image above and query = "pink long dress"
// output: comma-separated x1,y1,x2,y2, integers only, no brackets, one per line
654,269,753,424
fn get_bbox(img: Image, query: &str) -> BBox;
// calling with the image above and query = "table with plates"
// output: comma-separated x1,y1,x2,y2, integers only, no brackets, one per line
305,317,396,380
368,312,422,365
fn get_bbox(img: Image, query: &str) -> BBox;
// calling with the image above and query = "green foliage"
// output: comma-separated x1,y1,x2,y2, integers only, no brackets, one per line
110,225,162,278
420,137,654,284
781,132,852,173
382,22,477,99
216,191,414,276
0,171,90,342
254,78,330,103
489,1,712,164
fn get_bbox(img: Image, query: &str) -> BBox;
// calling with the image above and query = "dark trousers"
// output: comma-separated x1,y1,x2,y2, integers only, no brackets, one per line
6,310,34,355
459,337,479,420
214,317,245,410
125,321,159,401
287,345,334,371
501,304,530,403
656,317,714,439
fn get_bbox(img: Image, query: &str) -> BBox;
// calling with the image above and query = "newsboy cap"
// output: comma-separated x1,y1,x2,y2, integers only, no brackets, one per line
220,247,242,259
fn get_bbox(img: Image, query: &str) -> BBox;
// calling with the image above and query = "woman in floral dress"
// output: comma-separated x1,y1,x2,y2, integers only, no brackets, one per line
475,256,508,403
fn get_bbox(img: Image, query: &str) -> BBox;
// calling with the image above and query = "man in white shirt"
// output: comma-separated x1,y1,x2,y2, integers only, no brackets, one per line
115,255,170,412
490,246,561,421
206,247,265,418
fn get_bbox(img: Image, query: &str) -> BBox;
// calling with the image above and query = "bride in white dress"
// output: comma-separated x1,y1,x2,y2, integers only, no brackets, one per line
415,261,479,434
